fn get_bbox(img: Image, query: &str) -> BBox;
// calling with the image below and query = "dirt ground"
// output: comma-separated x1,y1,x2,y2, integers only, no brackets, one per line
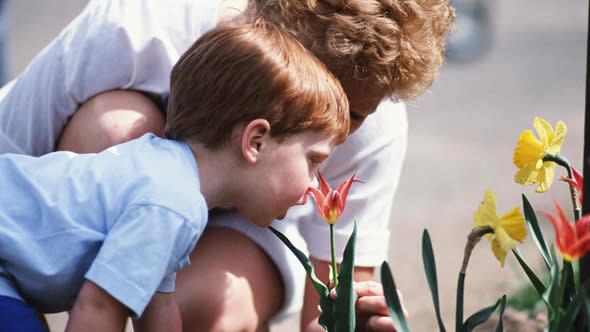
8,0,587,331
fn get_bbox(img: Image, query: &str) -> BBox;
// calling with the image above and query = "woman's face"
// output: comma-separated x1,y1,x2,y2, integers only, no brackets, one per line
344,85,384,133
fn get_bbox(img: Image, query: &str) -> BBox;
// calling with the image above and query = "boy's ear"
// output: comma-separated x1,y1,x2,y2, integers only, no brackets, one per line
241,119,271,163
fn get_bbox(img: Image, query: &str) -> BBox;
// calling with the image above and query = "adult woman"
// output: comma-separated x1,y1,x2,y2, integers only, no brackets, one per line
0,0,454,331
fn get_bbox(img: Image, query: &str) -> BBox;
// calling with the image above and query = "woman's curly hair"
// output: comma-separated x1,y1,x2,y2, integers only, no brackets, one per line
250,0,455,101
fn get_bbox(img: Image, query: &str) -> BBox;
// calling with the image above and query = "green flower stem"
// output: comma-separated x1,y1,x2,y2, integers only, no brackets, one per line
544,153,581,220
456,226,494,332
330,224,338,288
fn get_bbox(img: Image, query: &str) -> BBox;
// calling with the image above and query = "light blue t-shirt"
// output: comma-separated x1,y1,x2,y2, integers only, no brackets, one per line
0,133,207,317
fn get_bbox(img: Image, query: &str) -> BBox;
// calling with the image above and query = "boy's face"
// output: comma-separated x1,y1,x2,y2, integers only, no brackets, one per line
237,130,336,227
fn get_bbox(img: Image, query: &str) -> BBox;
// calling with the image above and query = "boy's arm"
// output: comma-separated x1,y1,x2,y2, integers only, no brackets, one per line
133,292,182,332
66,280,128,332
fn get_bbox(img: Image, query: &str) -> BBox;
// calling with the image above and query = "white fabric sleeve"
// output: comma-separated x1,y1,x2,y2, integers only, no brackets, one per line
85,204,197,318
296,101,408,266
0,0,217,156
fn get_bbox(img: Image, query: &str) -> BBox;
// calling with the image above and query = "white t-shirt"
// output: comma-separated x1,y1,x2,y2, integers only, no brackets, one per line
0,0,407,266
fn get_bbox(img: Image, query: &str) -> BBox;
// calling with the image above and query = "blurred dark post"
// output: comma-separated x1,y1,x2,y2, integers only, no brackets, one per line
578,0,590,292
574,4,590,330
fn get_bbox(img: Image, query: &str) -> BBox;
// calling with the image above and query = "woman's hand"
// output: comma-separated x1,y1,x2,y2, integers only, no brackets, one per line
331,280,407,332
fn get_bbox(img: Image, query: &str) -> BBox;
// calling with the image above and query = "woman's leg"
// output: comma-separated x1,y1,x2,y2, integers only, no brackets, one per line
175,227,284,332
56,90,165,153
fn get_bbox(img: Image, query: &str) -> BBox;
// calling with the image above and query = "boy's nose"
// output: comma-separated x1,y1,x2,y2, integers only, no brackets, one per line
310,177,319,188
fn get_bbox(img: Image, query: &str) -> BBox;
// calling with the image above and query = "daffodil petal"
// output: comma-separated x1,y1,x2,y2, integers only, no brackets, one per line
534,117,552,147
549,120,566,155
515,163,540,186
499,207,527,242
513,130,544,168
474,189,499,228
491,237,508,267
535,162,555,193
492,227,518,267
496,227,519,251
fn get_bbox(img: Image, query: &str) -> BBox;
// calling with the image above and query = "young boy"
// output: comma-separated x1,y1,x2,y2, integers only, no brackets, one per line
0,22,349,332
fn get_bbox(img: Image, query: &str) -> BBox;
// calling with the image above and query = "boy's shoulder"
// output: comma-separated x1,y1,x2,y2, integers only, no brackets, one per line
100,134,207,218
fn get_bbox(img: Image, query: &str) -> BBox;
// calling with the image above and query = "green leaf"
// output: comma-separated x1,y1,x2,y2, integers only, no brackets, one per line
422,229,446,332
269,226,334,330
456,273,465,332
381,262,411,332
512,248,546,296
522,194,553,269
495,295,507,332
334,220,358,332
462,296,503,332
557,260,577,320
269,226,329,298
555,280,590,332
318,296,335,331
544,248,560,322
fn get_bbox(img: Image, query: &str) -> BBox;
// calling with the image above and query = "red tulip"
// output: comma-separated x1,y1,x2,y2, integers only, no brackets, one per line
307,171,361,224
561,166,583,204
543,200,590,261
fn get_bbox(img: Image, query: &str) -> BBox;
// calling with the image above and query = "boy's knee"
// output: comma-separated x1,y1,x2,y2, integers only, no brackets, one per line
57,90,165,153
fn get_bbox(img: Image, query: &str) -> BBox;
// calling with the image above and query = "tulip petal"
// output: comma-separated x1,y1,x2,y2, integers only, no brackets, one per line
335,174,361,213
543,202,576,258
317,170,332,196
308,172,360,225
562,167,584,205
307,187,328,220
324,191,340,224
575,215,590,238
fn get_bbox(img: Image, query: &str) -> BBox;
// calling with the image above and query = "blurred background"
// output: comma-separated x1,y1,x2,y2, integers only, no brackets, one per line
4,0,587,331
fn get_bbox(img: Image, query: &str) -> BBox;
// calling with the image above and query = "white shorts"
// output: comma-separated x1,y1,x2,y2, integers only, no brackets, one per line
208,209,308,322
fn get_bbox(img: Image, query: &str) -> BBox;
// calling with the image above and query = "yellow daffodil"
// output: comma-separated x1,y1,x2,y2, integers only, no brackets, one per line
513,117,566,193
473,189,527,266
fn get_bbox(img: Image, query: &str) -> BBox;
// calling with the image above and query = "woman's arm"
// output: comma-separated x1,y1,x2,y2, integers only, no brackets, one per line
133,292,182,332
66,280,128,332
